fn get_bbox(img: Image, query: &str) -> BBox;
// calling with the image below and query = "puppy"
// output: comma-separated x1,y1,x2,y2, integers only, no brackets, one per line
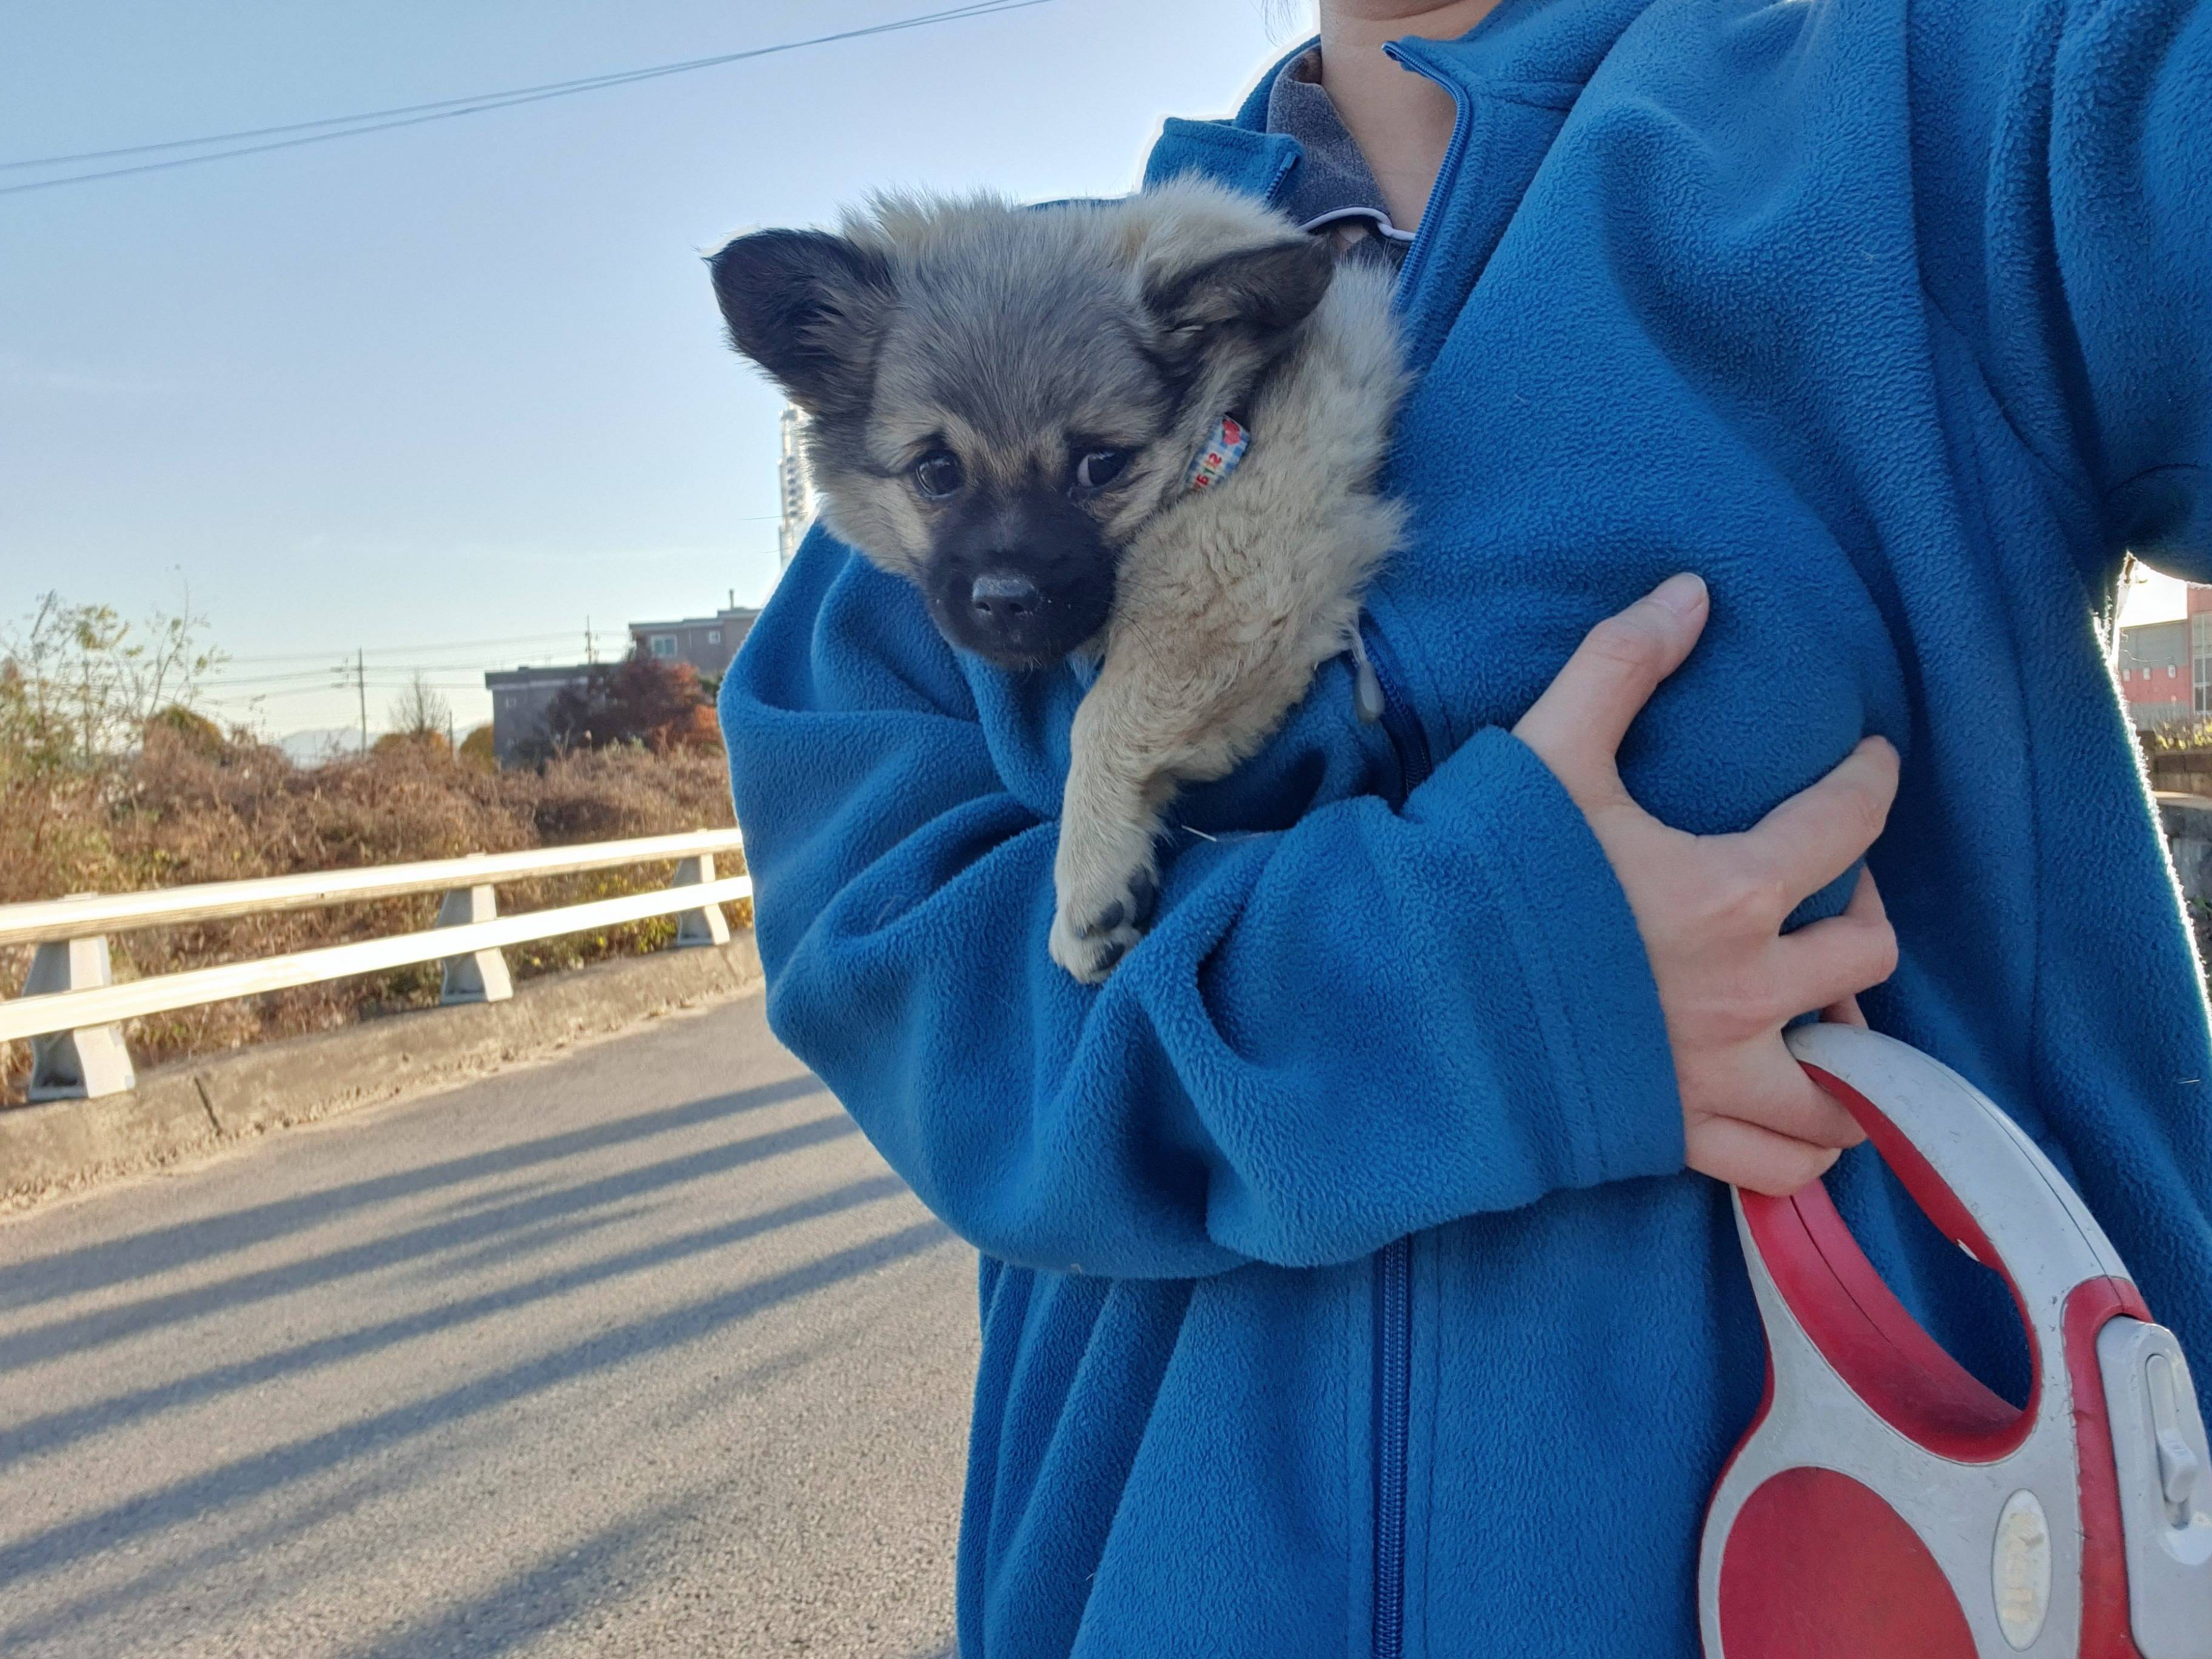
710,178,1406,981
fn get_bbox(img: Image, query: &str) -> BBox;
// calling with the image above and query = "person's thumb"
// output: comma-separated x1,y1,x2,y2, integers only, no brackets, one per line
1513,573,1709,806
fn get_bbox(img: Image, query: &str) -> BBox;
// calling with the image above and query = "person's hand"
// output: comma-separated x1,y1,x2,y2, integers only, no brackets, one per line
1513,573,1899,1196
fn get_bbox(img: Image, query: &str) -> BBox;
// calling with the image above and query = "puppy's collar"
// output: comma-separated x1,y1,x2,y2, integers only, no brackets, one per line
1185,414,1250,492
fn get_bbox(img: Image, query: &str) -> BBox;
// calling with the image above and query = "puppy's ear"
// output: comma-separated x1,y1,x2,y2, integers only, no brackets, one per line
1143,236,1335,343
708,229,893,418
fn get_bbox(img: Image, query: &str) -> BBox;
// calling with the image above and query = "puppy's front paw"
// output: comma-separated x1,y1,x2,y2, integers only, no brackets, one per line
1048,866,1158,984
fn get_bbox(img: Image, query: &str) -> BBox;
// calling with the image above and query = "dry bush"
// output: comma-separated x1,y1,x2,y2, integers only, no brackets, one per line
2142,719,2212,753
1,728,745,1104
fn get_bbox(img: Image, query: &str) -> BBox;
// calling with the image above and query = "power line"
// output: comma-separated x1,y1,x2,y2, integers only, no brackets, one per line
219,629,594,666
203,663,546,686
198,668,345,687
222,652,601,674
202,643,632,692
197,682,467,705
4,1,1037,169
201,671,527,689
1,1,1056,198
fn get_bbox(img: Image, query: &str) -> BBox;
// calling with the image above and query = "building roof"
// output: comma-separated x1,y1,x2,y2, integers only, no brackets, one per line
628,606,760,634
484,663,594,686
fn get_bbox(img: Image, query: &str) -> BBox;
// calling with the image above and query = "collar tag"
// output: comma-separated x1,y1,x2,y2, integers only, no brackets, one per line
1185,415,1250,492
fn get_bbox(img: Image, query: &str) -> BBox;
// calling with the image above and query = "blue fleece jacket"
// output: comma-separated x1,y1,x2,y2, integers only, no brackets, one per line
718,0,2212,1652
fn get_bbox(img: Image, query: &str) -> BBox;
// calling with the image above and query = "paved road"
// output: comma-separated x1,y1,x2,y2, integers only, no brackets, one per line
0,997,976,1659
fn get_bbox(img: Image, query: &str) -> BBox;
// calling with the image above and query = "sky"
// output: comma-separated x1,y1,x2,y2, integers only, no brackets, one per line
2122,565,2190,628
1,1,1303,740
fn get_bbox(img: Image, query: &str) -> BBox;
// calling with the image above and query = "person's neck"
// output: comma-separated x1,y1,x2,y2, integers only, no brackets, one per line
1316,0,1505,229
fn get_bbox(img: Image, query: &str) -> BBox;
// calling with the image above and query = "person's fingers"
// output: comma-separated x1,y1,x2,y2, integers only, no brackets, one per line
1686,1114,1844,1196
1771,909,1899,1016
1735,738,1899,910
1816,875,1887,1025
1822,994,1869,1028
1513,574,1709,802
1841,863,1889,931
1726,1045,1870,1148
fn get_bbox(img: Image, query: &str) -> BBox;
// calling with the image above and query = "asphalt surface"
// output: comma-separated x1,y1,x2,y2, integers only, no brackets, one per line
0,997,976,1659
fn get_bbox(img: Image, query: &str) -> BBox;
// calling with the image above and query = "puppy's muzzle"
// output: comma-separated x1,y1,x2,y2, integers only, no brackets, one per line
947,562,1095,665
928,492,1117,668
970,571,1043,628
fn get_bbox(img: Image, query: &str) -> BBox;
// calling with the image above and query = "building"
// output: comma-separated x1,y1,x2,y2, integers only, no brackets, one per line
2119,617,2190,728
483,664,594,765
627,598,760,680
2117,581,2211,730
486,601,760,764
778,404,814,568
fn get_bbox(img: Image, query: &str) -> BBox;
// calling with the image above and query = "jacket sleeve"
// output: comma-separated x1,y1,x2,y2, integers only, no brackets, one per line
720,532,1683,1279
1973,0,2212,577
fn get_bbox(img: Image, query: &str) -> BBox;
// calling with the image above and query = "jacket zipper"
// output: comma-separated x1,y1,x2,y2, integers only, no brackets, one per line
1381,39,1478,372
1358,615,1430,1659
1372,1235,1414,1659
1346,44,1469,1655
1359,617,1435,797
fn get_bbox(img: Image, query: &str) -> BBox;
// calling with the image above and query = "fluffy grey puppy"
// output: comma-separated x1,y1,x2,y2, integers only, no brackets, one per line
709,179,1406,981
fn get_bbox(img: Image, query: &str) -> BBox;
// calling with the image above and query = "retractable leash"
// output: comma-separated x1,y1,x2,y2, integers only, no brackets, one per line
1698,1023,2212,1658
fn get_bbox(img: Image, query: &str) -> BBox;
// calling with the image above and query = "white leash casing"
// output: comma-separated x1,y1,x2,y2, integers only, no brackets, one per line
1698,1024,2212,1658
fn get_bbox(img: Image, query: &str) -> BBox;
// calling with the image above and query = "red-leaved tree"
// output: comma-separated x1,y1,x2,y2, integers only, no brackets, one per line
545,655,720,756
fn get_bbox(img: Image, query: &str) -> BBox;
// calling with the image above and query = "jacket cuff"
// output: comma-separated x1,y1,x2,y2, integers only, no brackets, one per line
1420,728,1686,1187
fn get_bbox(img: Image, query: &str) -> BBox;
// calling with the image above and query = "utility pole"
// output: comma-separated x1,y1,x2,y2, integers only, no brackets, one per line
586,615,596,666
355,649,367,753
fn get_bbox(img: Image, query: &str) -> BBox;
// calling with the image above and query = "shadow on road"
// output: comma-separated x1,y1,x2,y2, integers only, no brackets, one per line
0,1171,911,1469
0,1216,954,1647
0,1104,860,1372
320,1500,961,1659
329,1492,702,1659
0,1070,829,1315
0,1005,974,1657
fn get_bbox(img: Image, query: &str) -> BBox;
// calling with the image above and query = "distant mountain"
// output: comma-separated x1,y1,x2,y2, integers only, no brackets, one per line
277,727,363,766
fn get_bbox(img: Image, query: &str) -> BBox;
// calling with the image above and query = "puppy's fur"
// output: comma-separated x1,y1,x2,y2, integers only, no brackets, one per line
711,179,1406,980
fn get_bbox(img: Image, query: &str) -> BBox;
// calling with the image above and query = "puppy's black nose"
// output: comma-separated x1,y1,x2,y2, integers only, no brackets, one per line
970,572,1042,625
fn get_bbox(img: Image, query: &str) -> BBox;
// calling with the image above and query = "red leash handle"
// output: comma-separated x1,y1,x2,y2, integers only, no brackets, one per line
1697,1025,2185,1659
1744,1049,2068,1464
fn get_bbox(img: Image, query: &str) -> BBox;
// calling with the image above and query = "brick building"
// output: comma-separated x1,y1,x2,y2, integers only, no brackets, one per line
2117,583,2210,730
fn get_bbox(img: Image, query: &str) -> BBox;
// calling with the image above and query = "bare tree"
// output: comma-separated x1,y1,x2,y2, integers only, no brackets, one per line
387,671,451,740
0,591,223,771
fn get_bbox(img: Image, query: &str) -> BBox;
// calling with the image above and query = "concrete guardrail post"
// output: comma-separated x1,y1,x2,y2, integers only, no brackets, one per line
670,854,732,949
21,933,137,1101
435,880,514,1005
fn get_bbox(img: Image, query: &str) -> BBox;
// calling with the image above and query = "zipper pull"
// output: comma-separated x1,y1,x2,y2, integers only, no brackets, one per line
1348,628,1386,724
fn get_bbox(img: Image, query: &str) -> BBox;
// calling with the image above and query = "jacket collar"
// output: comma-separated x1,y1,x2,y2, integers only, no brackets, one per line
1141,38,1312,204
1142,0,1657,205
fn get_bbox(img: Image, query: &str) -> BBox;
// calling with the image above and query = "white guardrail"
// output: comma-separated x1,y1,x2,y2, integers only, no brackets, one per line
0,829,749,1104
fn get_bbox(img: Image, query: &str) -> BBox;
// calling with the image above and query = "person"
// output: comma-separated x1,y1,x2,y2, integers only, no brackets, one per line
717,0,2212,1652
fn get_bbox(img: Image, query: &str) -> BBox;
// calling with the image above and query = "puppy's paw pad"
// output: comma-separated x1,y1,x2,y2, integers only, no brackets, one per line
1051,864,1159,983
1050,893,1155,985
1059,931,1137,982
1073,868,1157,935
1124,867,1158,928
1074,899,1126,939
1050,911,1144,983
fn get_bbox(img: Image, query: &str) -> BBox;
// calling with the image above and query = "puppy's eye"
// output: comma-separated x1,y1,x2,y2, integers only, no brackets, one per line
911,450,964,500
1072,448,1131,493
